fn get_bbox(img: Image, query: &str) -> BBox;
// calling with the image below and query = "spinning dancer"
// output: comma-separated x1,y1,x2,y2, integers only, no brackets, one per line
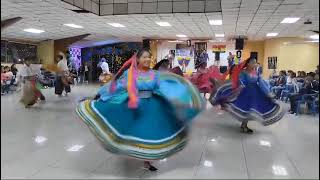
76,49,204,171
55,52,71,96
209,57,284,133
189,61,228,98
19,58,45,108
98,57,112,84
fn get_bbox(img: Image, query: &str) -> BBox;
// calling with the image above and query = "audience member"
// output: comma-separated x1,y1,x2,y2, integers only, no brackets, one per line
288,73,319,114
271,70,287,98
10,63,18,76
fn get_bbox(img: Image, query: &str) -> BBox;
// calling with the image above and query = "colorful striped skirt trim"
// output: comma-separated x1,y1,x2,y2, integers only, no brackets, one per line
76,100,189,160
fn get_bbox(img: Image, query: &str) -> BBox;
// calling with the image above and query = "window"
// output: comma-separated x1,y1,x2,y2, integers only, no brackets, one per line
1,40,38,64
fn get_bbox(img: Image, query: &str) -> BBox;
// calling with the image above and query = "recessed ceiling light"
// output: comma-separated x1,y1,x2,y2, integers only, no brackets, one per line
204,160,213,167
310,34,319,39
34,136,47,144
272,165,288,176
67,145,84,152
281,17,300,24
266,33,278,37
215,34,224,37
176,34,187,38
108,23,125,28
259,140,271,147
63,24,83,28
23,28,45,34
156,22,171,27
209,20,222,25
168,40,183,43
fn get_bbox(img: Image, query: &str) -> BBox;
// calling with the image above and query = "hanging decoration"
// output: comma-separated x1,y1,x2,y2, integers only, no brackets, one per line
176,44,193,70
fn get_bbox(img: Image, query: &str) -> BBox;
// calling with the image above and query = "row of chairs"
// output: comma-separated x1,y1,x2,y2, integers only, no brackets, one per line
273,82,319,116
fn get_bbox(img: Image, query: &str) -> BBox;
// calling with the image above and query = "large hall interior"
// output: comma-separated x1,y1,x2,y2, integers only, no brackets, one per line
1,0,319,179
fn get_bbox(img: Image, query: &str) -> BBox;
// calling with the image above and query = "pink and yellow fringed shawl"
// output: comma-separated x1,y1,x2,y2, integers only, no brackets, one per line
110,54,139,109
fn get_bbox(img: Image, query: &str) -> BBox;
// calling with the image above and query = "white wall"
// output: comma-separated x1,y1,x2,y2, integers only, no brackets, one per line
156,40,235,72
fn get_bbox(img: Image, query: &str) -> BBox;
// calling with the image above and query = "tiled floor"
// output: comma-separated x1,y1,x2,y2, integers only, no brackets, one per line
1,85,319,179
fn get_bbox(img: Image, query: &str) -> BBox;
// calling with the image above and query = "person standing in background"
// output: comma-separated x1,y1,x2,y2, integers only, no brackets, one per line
84,62,89,84
98,57,112,84
55,52,71,96
227,52,234,67
256,62,263,76
78,64,85,84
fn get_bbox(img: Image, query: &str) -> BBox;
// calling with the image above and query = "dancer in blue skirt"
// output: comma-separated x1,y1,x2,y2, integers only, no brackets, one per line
76,49,204,171
209,57,284,134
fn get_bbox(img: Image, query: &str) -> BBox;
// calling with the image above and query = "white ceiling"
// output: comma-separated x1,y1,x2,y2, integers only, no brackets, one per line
1,0,319,47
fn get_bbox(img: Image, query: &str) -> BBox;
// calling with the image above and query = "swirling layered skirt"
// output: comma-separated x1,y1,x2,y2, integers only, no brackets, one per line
98,73,112,84
20,80,43,107
210,82,284,126
76,72,204,160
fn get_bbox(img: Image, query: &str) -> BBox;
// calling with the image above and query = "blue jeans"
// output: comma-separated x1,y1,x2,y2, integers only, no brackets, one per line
271,86,285,98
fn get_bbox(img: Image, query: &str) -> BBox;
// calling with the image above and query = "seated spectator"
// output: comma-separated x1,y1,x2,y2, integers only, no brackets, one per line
297,71,306,83
314,66,319,81
11,63,18,76
288,74,319,114
1,67,10,94
271,70,287,98
286,70,294,85
4,66,14,80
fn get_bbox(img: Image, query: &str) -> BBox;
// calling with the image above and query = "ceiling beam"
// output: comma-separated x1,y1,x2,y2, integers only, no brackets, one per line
1,17,23,30
55,33,91,43
54,34,91,59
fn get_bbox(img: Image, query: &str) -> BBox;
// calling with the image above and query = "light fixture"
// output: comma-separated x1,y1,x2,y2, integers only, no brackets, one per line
63,24,83,28
34,136,47,144
272,165,288,176
305,40,319,43
168,40,183,43
204,160,213,167
23,28,45,34
67,145,84,152
281,17,300,24
310,34,319,39
108,23,125,27
259,140,271,147
209,20,222,25
156,22,171,27
210,138,216,142
215,34,224,37
266,33,278,37
176,34,187,38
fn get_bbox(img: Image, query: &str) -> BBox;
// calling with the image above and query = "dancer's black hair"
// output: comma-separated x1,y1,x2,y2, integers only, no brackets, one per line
153,59,169,70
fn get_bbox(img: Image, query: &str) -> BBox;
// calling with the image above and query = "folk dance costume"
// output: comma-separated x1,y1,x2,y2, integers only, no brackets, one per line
98,58,112,84
55,52,71,96
19,63,45,108
209,58,284,133
76,53,204,166
189,62,228,97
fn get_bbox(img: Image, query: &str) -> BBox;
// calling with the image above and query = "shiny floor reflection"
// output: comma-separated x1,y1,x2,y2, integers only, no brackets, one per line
1,85,319,179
